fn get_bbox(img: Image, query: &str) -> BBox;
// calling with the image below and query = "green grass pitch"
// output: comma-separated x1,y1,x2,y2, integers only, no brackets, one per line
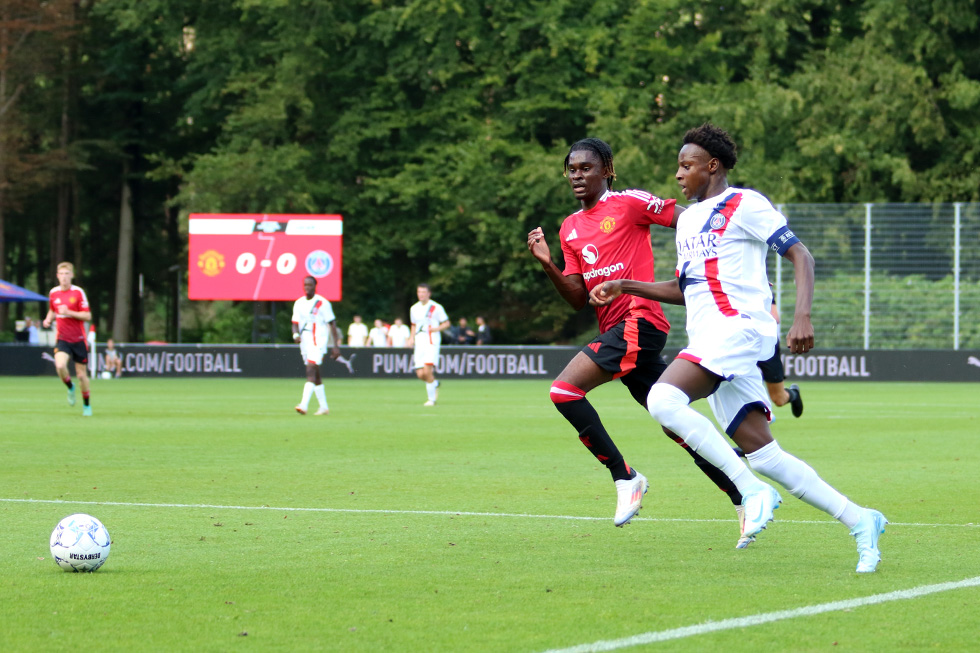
1,376,978,652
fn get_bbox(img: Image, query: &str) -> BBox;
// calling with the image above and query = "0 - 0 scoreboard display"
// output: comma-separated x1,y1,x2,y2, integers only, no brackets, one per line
188,214,343,301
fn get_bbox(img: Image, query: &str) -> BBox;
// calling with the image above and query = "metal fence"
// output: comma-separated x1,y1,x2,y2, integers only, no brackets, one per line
651,202,980,351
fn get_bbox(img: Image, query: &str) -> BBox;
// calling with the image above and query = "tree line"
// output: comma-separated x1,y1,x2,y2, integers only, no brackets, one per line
3,0,978,344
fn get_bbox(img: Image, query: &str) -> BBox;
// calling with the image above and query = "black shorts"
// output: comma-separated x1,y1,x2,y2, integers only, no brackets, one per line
581,317,668,408
55,340,89,366
756,343,785,383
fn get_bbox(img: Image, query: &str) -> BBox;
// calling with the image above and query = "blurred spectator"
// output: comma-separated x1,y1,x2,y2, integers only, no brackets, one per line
475,316,492,345
347,314,368,347
454,317,476,345
387,317,410,347
14,320,29,343
104,338,123,378
25,317,40,345
367,319,389,347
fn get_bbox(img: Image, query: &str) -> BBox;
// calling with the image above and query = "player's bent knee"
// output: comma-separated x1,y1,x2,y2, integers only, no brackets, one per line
647,383,690,428
549,380,585,406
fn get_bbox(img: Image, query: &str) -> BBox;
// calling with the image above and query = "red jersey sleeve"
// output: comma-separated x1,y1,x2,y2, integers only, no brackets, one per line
618,190,676,228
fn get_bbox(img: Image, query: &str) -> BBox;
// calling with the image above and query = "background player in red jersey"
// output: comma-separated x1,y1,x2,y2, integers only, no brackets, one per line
43,262,93,416
527,137,744,528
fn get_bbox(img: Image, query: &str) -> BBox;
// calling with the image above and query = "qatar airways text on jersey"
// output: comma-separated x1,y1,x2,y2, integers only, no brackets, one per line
677,232,720,261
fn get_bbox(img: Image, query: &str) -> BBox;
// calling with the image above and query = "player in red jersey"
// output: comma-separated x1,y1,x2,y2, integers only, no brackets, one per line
43,262,93,416
527,138,743,527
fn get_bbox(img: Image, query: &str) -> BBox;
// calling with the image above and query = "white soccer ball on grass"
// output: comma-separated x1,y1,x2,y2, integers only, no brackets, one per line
49,513,111,572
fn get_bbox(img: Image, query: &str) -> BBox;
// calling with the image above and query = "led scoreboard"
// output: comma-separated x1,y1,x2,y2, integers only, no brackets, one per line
188,214,342,301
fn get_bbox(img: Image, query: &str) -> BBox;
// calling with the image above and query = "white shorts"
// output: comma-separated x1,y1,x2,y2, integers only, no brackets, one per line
413,340,440,369
678,321,775,436
299,332,326,366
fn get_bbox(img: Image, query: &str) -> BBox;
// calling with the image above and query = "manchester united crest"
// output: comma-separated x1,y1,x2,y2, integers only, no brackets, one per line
599,216,616,234
197,249,226,277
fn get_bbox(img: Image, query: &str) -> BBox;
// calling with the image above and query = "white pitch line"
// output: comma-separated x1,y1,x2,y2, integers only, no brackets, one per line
539,576,980,653
0,498,975,529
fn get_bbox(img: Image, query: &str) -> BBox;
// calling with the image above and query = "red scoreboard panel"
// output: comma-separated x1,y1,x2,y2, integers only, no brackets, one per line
188,214,343,301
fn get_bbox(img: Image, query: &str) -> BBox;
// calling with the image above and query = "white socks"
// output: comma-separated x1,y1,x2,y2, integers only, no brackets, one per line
647,383,765,496
314,384,328,411
426,381,438,402
647,383,866,529
746,441,863,528
300,382,315,410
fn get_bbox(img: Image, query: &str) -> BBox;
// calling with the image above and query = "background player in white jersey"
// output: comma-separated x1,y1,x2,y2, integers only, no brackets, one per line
408,283,450,406
528,137,746,529
291,276,342,415
591,123,887,572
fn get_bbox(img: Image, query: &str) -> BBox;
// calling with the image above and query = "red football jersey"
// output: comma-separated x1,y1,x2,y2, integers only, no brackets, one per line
559,190,676,334
48,285,90,343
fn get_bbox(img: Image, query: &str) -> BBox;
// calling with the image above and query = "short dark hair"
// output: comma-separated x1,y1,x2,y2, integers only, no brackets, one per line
683,123,737,170
417,283,431,291
564,138,616,189
304,275,316,284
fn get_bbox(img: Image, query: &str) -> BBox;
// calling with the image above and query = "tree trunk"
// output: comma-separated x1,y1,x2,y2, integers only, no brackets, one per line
112,162,134,342
65,2,80,275
0,13,8,332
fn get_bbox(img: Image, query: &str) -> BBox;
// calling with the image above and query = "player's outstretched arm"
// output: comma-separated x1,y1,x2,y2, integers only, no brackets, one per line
589,279,684,307
783,242,815,354
527,227,588,310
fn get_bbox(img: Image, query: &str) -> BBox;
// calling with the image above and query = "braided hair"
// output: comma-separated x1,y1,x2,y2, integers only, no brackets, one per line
682,124,737,170
563,138,616,190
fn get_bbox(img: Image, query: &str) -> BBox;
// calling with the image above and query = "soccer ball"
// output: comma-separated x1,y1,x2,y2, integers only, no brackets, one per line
49,513,111,572
100,370,112,380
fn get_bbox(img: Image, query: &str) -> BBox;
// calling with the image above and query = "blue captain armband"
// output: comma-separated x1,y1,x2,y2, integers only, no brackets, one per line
767,226,800,256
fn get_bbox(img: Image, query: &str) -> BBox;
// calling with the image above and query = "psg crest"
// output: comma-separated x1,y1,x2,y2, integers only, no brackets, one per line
305,250,334,277
709,213,727,230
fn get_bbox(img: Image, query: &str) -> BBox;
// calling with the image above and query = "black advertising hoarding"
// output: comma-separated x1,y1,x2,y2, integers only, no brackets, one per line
0,345,566,379
2,345,980,382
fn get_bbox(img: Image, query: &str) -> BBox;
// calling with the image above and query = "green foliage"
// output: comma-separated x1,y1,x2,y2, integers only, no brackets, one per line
5,0,980,343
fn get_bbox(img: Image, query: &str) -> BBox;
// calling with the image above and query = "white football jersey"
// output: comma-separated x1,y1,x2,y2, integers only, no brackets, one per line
410,300,448,345
388,323,410,347
674,187,799,339
291,294,336,347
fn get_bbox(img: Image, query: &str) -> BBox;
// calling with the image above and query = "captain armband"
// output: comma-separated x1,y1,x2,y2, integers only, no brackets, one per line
767,226,800,256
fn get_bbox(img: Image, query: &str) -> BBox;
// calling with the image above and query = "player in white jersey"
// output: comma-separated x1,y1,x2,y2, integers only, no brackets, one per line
291,276,342,415
591,124,887,572
408,283,450,406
